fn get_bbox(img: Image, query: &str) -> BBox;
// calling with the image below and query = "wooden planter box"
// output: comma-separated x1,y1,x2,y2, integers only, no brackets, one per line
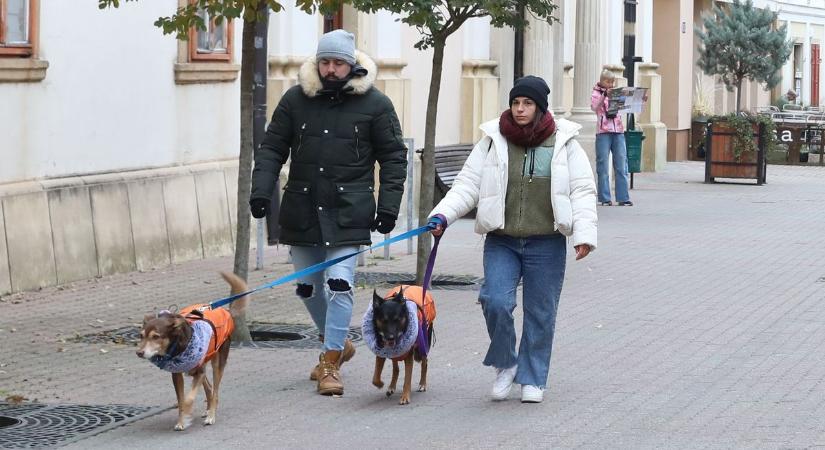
704,120,766,185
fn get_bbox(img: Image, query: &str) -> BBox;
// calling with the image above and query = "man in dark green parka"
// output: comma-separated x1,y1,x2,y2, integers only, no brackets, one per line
250,29,407,396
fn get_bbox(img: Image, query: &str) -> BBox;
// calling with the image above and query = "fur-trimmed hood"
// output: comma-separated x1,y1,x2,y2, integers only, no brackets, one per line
298,50,378,98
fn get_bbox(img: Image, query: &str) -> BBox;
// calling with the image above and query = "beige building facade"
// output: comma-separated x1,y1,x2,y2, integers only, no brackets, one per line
2,0,672,295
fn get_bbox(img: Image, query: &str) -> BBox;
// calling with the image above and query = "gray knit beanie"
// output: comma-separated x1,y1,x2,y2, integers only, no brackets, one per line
316,29,356,66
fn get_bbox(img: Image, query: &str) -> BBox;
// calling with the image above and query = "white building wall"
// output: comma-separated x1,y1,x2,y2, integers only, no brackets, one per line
463,17,491,60
773,1,825,106
401,24,465,147
375,10,403,59
269,3,318,57
1,0,242,185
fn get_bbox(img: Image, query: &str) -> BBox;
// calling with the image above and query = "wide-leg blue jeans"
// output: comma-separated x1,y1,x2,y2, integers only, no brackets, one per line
478,233,567,389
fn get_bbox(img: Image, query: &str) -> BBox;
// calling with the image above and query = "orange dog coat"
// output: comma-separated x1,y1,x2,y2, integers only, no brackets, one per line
180,304,234,368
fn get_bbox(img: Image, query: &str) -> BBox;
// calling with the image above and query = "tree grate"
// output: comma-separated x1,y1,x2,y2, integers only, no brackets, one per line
355,272,482,291
0,402,167,448
75,323,362,350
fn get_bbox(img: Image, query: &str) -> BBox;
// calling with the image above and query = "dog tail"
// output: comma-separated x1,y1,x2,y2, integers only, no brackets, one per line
220,271,250,317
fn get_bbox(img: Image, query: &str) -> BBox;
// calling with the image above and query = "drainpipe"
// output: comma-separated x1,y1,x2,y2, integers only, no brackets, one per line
513,4,525,81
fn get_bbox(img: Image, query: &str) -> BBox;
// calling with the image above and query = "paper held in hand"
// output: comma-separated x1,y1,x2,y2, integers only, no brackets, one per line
607,87,649,115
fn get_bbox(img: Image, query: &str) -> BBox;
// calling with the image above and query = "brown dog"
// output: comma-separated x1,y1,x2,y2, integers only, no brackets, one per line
136,271,249,430
367,285,436,405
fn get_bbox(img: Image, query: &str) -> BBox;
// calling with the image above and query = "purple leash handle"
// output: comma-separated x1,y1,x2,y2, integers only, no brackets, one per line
421,233,441,302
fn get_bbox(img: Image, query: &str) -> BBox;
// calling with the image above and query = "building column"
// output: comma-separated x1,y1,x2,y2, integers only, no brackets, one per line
569,0,606,162
522,1,567,117
374,59,412,136
653,0,694,161
460,60,499,144
563,63,574,116
523,16,555,110
636,62,668,172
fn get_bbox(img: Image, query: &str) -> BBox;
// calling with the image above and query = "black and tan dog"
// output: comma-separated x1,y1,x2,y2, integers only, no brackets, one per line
136,272,249,430
367,285,436,405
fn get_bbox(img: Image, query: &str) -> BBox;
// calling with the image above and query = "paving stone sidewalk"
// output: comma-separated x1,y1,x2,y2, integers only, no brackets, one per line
2,161,825,449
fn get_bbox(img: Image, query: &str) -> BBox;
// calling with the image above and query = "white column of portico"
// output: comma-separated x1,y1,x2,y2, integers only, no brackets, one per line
569,0,605,163
523,16,552,87
524,12,565,116
523,2,566,117
552,1,567,117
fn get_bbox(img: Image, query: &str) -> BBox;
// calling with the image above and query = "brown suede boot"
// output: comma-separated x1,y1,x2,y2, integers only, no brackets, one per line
317,351,344,395
310,339,355,381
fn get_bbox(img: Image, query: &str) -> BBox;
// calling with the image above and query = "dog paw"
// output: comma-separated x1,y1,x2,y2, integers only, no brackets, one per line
385,388,395,397
398,395,410,405
372,379,384,389
203,415,215,426
418,384,427,392
174,415,192,431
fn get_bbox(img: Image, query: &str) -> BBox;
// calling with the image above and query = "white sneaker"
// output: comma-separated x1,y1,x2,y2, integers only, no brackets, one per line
521,385,545,403
490,365,517,400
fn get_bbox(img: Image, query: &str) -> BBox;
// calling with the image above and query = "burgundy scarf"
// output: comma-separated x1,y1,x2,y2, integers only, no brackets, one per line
499,109,556,148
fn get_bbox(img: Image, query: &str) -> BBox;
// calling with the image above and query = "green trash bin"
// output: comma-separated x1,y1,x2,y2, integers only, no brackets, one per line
625,129,645,173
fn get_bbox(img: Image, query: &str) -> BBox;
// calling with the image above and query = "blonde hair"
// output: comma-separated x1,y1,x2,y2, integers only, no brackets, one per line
600,70,616,83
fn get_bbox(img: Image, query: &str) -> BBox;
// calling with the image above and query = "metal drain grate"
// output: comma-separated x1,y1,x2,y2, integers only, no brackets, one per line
238,324,362,349
76,323,362,350
0,402,167,448
355,272,482,290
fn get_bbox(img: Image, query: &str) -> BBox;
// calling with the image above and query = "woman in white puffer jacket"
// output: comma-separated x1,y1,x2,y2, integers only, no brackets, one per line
428,76,597,403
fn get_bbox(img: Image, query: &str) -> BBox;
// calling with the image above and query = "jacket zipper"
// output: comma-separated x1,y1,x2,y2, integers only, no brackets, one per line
295,123,307,155
354,125,361,160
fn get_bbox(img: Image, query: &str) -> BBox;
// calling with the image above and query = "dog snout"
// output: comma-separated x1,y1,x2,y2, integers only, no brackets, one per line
136,350,145,358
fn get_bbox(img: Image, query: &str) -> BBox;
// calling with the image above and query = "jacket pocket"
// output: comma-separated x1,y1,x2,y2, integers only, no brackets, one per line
335,182,376,228
278,181,316,231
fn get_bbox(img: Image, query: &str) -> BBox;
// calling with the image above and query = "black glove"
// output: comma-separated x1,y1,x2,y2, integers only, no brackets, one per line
370,213,396,234
250,198,270,219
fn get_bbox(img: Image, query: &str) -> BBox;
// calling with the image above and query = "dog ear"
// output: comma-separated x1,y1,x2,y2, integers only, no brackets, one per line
372,290,384,310
172,316,187,329
391,289,406,304
143,313,154,326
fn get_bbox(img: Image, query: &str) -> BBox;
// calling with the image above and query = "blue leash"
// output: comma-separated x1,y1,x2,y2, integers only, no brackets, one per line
208,221,441,309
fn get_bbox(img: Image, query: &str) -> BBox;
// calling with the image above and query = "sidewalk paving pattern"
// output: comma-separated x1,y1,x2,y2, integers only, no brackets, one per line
1,162,825,449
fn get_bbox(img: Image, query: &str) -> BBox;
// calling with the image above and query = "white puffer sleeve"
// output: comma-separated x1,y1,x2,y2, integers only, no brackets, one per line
428,136,492,225
566,139,598,250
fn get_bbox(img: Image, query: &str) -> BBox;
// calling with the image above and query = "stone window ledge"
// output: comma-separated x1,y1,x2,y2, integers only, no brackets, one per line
174,62,241,85
0,58,49,82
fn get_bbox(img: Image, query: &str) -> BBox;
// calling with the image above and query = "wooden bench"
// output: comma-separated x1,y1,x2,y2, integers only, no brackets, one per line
433,144,474,196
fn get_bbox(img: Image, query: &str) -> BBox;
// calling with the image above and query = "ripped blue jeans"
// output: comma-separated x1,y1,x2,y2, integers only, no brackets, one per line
290,245,358,352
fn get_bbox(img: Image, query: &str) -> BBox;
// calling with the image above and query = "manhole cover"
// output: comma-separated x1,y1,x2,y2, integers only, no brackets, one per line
0,403,167,448
238,324,362,349
0,416,20,428
355,272,482,291
75,323,362,350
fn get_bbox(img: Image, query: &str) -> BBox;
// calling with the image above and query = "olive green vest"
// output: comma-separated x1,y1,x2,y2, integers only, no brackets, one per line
495,135,558,238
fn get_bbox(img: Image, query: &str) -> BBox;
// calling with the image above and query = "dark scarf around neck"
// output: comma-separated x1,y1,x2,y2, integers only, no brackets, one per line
499,109,557,148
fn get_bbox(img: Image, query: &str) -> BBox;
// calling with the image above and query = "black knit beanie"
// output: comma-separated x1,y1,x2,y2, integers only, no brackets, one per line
509,76,550,113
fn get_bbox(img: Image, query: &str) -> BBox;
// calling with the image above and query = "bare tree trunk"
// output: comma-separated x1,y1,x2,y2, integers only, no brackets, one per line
416,36,446,284
735,78,742,114
231,17,256,343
